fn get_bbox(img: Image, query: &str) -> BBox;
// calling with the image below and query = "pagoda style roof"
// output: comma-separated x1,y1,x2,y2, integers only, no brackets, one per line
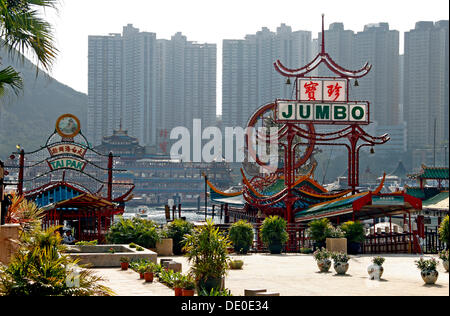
408,165,449,180
422,191,449,211
390,161,408,179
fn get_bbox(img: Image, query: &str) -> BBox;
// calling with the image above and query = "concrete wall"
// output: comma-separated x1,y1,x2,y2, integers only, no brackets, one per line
0,224,20,265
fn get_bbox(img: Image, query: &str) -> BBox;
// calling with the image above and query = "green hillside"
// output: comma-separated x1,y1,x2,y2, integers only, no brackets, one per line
0,51,87,160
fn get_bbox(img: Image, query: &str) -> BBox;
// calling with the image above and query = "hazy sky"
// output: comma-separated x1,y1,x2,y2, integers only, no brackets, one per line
42,0,449,113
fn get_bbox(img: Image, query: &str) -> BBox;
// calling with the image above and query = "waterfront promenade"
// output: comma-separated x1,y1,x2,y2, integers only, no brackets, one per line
93,254,449,296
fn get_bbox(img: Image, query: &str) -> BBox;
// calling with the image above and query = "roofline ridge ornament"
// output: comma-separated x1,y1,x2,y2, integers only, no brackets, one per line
274,15,372,79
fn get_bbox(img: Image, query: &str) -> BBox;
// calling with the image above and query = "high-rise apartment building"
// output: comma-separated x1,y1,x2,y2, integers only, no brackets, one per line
222,24,311,128
352,23,400,127
87,25,216,148
404,21,449,158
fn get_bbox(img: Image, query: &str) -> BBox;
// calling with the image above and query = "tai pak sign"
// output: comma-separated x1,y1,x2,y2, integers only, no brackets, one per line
47,157,87,172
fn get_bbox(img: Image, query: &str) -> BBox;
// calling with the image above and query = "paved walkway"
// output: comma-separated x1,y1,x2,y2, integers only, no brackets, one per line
92,254,449,296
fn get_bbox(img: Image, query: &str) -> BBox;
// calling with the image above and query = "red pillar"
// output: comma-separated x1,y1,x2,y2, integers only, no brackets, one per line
107,152,113,201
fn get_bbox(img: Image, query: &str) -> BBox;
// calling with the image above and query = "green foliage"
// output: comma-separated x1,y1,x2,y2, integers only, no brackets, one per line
165,219,194,255
331,252,349,263
183,220,231,281
228,220,254,254
120,257,129,263
329,227,345,238
158,269,179,288
0,226,114,296
340,221,365,243
182,274,196,290
415,258,439,271
312,248,331,261
308,218,333,243
136,246,144,251
106,217,162,249
75,240,98,246
372,257,385,266
439,215,449,245
260,216,289,246
300,247,313,254
199,288,233,296
439,250,449,262
129,243,137,248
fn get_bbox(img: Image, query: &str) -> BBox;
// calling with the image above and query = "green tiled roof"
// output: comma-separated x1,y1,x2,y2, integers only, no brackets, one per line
422,192,449,208
408,166,449,180
295,193,367,219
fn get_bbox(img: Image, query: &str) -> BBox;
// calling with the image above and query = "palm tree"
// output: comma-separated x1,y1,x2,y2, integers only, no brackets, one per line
0,0,58,97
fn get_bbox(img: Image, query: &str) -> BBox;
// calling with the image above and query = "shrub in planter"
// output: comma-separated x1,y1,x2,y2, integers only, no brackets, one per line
313,248,332,273
416,258,439,285
120,257,130,270
182,275,196,297
106,217,162,249
331,252,350,275
260,216,289,254
173,274,186,297
166,219,194,255
300,247,313,254
439,250,449,272
308,218,333,249
439,215,449,246
368,257,385,280
183,220,231,293
144,263,157,283
340,221,365,254
199,288,233,296
228,220,254,254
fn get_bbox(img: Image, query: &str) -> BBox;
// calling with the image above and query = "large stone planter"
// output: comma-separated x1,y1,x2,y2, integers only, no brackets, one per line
66,244,157,267
443,260,449,273
317,259,331,273
326,238,347,254
367,264,384,280
334,262,349,275
421,270,439,285
268,243,282,254
156,238,173,256
0,224,20,265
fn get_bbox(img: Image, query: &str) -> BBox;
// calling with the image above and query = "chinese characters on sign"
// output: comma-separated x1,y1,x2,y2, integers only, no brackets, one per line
48,144,87,158
298,79,347,102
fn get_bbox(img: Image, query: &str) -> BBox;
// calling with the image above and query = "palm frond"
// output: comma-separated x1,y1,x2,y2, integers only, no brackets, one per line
0,0,59,71
0,65,23,96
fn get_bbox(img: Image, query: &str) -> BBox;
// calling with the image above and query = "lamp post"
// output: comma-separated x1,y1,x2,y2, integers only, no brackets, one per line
203,173,208,221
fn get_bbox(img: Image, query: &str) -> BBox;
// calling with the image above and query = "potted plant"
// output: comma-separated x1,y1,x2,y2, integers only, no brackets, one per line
166,219,194,255
260,216,289,254
173,274,186,297
228,220,254,254
183,220,231,293
313,248,332,273
144,263,156,283
340,221,365,255
326,227,347,253
439,250,449,272
439,215,449,246
415,258,439,285
331,252,350,275
182,275,196,297
120,257,130,271
368,256,385,280
229,259,244,270
308,218,333,250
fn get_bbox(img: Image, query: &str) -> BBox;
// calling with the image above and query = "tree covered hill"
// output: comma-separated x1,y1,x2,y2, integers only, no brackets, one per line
0,51,87,159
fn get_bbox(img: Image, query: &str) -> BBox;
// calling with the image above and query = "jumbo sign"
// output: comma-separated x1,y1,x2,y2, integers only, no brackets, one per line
275,101,369,124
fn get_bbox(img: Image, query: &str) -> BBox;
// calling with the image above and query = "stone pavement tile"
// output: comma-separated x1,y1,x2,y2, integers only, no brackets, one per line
92,254,449,297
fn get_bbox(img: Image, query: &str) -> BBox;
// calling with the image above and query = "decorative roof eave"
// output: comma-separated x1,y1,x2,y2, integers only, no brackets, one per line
274,54,372,79
407,165,450,180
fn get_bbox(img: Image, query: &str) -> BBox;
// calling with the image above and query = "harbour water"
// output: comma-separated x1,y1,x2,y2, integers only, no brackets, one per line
121,206,225,225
